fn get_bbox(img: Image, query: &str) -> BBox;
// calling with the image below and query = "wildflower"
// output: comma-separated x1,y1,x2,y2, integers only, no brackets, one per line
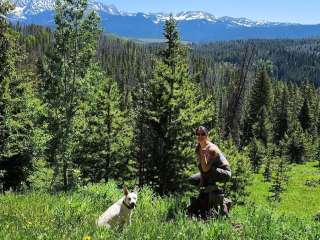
83,236,92,240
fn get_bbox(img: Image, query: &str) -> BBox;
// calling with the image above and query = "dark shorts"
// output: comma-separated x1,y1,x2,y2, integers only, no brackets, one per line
188,166,231,186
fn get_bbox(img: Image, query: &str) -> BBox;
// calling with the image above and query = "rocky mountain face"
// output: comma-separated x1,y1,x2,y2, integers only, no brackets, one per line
9,0,320,42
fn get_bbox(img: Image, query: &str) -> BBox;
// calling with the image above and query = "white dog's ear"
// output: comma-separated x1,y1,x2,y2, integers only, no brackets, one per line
123,186,129,196
133,185,139,193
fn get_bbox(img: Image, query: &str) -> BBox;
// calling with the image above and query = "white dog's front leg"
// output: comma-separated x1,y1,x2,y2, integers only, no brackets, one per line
104,223,111,229
96,218,112,229
97,222,111,229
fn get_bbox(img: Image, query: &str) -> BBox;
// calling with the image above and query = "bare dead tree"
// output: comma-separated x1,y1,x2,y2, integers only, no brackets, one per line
223,42,256,145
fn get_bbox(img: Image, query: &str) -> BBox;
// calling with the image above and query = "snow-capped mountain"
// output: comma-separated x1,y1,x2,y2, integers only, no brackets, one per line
8,0,320,42
10,0,120,18
139,11,217,23
10,0,54,19
175,11,216,22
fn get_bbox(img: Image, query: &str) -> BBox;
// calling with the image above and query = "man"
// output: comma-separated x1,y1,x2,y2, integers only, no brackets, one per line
187,126,232,218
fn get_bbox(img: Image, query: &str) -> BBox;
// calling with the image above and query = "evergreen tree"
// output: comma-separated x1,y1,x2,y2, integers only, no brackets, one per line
263,156,272,182
317,100,320,136
252,106,271,146
263,144,275,182
224,141,252,204
302,82,318,138
243,66,272,145
298,98,312,132
0,1,44,190
0,1,14,173
269,147,289,202
134,16,211,194
38,0,100,190
273,85,289,143
73,64,133,183
247,137,264,173
132,66,154,187
161,14,181,72
2,69,44,190
314,139,320,168
284,120,311,163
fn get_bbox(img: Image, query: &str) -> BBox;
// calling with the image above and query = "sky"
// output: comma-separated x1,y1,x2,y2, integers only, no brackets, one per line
100,0,320,24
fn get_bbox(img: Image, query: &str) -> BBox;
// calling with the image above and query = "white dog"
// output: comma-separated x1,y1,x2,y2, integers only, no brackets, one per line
97,186,138,228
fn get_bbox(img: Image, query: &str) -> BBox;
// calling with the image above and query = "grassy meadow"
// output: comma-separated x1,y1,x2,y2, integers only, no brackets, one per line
1,162,320,240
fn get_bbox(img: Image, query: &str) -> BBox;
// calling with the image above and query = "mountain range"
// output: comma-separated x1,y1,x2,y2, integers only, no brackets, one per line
8,0,320,42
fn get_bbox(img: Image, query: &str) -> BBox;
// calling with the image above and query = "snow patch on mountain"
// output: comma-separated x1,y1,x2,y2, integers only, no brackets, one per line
10,0,121,17
175,11,216,22
9,0,297,28
10,6,26,19
12,0,55,15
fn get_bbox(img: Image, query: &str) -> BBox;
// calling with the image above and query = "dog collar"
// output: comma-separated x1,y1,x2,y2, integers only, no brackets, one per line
123,200,134,210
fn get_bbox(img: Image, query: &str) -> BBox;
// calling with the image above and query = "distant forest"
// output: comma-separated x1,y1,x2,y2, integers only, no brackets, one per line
1,0,320,203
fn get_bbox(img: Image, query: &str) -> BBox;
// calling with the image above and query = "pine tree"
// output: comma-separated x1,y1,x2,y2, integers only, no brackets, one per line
298,98,312,132
263,156,272,182
134,16,211,194
243,66,272,145
252,106,271,146
0,1,14,173
284,120,310,164
38,0,100,190
273,85,289,143
161,14,181,71
269,145,289,202
73,64,133,183
0,1,44,190
224,141,252,204
2,69,44,190
263,144,275,182
247,137,264,173
314,139,320,168
132,65,155,187
317,100,320,137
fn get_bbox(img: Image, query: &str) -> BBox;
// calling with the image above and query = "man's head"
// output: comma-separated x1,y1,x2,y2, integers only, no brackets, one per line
123,186,138,209
195,126,208,142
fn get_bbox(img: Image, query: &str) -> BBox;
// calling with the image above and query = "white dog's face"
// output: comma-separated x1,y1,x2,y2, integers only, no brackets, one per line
123,187,138,209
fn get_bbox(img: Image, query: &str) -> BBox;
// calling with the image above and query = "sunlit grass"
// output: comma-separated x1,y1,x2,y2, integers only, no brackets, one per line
1,162,320,239
247,161,320,218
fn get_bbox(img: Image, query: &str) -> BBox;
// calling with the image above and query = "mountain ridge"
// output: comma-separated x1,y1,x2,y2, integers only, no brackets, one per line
8,0,320,42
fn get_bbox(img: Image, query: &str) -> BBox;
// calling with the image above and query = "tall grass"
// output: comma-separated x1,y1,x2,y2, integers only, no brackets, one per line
1,163,320,239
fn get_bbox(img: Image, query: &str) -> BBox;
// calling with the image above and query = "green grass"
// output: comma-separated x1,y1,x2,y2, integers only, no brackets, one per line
247,161,320,218
1,162,320,240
